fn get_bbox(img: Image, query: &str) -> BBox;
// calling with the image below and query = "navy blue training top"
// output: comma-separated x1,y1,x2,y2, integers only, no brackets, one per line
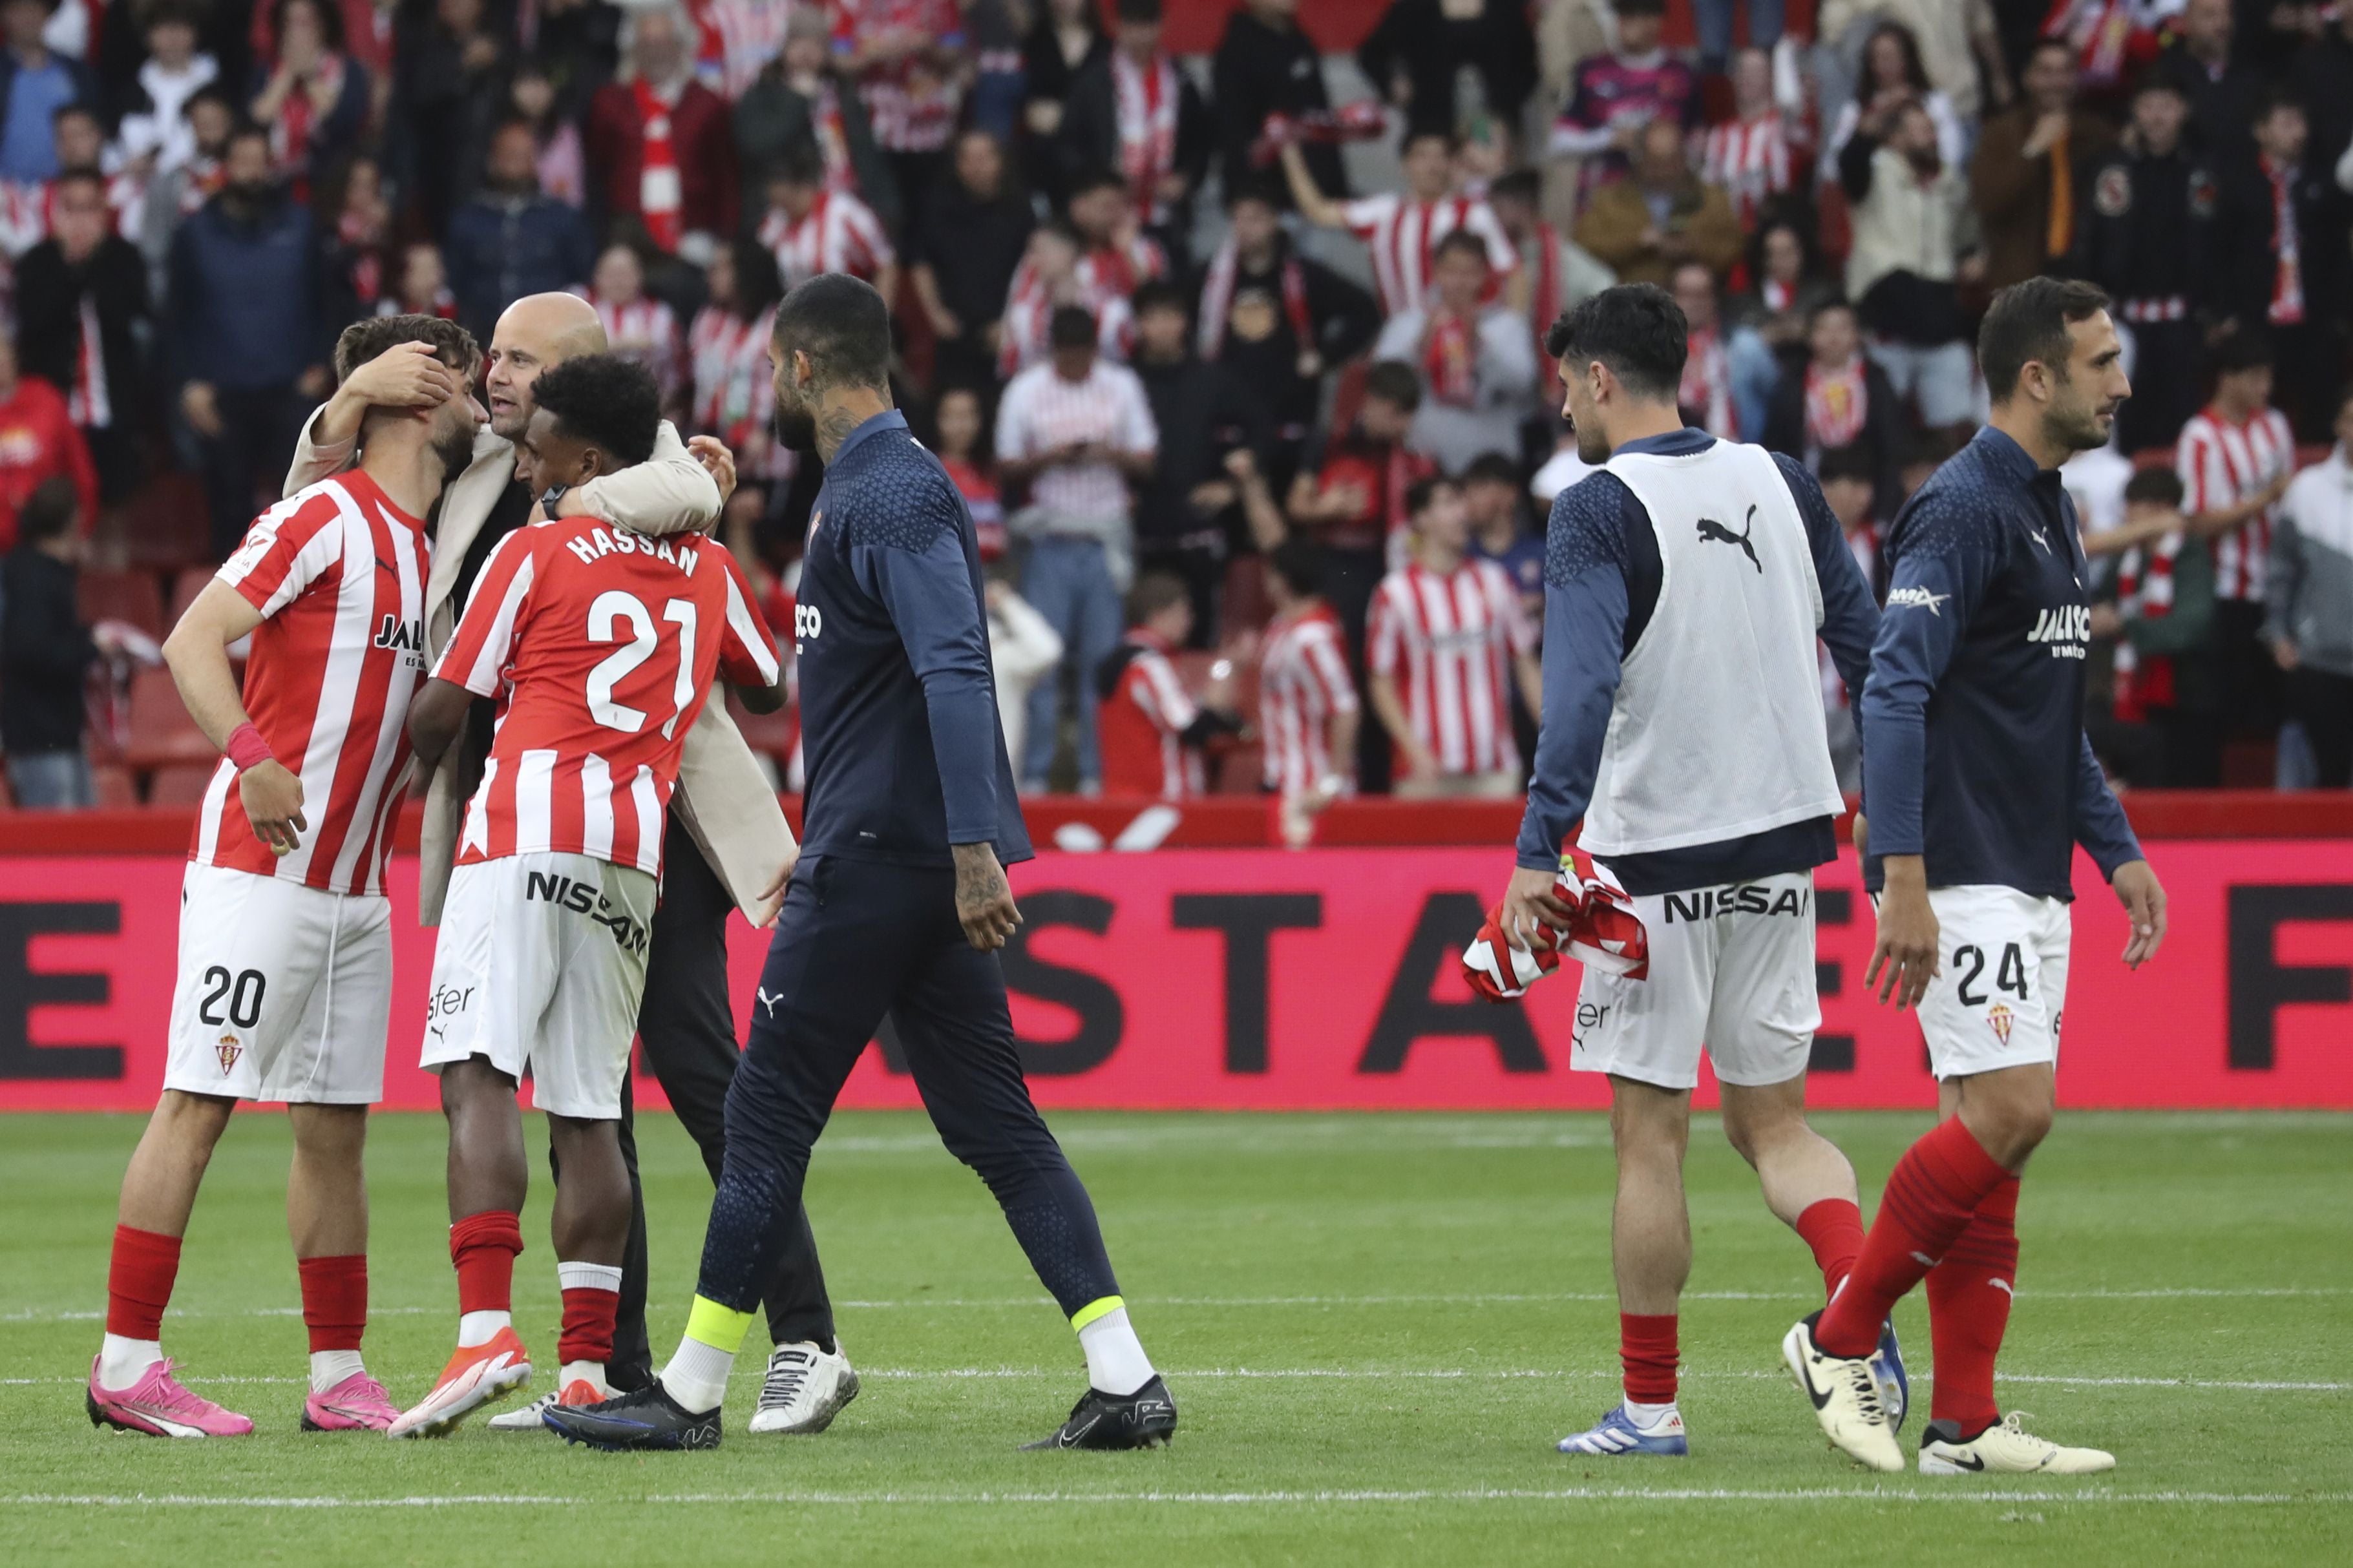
793,410,1033,868
1857,425,2140,899
1514,428,1881,895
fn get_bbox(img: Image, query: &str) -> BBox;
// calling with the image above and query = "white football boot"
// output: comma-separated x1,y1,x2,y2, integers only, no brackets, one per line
746,1340,860,1434
1919,1412,2115,1476
1782,1313,1903,1473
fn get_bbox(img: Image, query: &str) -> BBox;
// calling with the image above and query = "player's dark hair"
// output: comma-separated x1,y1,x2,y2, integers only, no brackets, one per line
16,476,80,544
1461,452,1522,490
1404,475,1455,519
1048,304,1100,350
1817,444,1877,488
1126,570,1190,626
2123,466,2186,508
531,352,662,468
1132,278,1188,319
332,312,480,387
1364,359,1423,412
1269,536,1324,598
1978,276,2111,401
1543,284,1687,402
772,271,892,393
1431,227,1490,269
2209,326,2277,377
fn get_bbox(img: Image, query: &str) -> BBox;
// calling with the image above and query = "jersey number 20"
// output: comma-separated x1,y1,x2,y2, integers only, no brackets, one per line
586,590,699,739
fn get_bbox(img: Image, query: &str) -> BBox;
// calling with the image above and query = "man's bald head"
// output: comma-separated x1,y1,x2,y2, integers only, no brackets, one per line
485,292,610,441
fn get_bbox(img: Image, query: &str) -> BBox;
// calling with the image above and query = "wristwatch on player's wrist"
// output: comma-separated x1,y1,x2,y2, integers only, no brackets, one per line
538,483,571,516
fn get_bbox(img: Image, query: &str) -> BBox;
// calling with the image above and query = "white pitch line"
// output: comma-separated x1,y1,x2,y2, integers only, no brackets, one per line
4,1489,2348,1510
8,1286,2345,1326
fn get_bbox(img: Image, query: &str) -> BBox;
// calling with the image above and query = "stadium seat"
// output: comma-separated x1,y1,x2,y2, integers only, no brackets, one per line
123,666,216,769
167,567,216,631
90,763,140,808
121,472,211,572
1220,556,1272,634
77,570,165,641
146,762,221,805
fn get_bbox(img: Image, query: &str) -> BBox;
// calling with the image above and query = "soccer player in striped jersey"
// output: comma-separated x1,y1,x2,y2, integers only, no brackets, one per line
87,315,485,1439
390,355,785,1439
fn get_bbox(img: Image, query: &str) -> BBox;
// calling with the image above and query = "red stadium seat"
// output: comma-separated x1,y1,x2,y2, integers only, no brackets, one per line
90,763,140,808
167,567,216,631
146,762,222,805
1221,555,1272,635
123,666,216,769
121,472,211,572
77,570,165,641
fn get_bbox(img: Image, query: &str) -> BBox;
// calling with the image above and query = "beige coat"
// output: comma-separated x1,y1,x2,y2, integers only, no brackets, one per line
284,413,795,925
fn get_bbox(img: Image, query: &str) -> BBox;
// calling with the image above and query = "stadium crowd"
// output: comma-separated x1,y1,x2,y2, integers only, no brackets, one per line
3,0,2353,817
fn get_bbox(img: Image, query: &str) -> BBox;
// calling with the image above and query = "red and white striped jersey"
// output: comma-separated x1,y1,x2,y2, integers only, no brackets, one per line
829,0,964,152
1258,603,1357,797
1367,558,1534,777
996,255,1137,375
191,470,431,897
2176,403,2295,600
1097,631,1201,799
686,303,776,451
1338,191,1517,317
1696,114,1795,230
585,291,684,402
436,516,781,877
687,0,789,99
758,188,894,288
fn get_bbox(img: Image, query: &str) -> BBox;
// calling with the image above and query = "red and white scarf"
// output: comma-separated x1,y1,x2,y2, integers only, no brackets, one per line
633,76,684,253
1804,357,1868,451
1424,310,1478,407
1113,51,1180,225
2111,532,2180,719
1196,237,1313,359
2042,0,2142,92
339,205,384,306
271,54,346,191
1680,325,1736,439
2265,154,2305,326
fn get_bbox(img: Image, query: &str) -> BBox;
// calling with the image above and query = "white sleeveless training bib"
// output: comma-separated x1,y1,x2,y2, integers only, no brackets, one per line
1579,440,1845,857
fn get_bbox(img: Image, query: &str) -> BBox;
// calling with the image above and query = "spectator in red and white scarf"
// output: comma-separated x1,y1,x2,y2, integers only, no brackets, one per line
1054,0,1209,242
2094,465,2222,787
757,138,896,298
1697,46,1804,236
582,240,683,404
12,168,145,505
1667,262,1776,444
1371,230,1537,477
997,222,1135,377
247,0,366,198
687,237,784,481
585,3,737,264
1065,167,1166,301
1762,300,1905,516
1487,167,1614,408
734,8,900,235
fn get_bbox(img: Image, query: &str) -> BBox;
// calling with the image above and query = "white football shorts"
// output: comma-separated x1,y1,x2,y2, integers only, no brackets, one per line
163,862,392,1105
1911,883,2071,1080
1570,871,1821,1091
421,851,657,1120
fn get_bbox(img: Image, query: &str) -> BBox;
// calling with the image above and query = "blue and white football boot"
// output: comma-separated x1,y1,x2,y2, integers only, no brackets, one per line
1556,1403,1689,1458
1870,1318,1910,1433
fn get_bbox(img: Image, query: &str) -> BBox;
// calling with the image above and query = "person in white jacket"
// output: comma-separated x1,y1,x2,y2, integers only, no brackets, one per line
987,570,1064,775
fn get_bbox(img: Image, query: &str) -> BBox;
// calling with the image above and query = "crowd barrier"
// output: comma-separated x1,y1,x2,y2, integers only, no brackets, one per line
1,797,2346,1112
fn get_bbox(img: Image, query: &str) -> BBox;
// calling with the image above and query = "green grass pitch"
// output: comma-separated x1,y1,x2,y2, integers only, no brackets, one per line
3,1109,2347,1565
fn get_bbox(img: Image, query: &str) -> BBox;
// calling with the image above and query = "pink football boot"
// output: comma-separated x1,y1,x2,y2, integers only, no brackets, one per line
301,1370,401,1432
87,1356,255,1437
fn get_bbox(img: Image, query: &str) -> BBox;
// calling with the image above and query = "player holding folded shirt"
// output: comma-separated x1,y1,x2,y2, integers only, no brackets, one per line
546,275,1172,1454
390,355,785,1439
1784,278,2167,1478
1496,285,1898,1459
87,317,484,1438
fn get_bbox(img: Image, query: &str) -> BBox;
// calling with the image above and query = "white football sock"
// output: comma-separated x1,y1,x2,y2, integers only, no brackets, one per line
660,1336,736,1414
1623,1399,1679,1431
98,1334,163,1390
309,1350,365,1393
1077,1306,1154,1397
556,1260,624,1294
457,1310,511,1348
559,1359,609,1392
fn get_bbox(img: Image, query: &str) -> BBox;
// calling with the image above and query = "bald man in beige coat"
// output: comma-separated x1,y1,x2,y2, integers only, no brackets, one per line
285,295,860,1436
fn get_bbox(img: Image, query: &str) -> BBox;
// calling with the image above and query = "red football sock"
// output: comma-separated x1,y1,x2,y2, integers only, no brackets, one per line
558,1288,621,1366
1795,1197,1867,1301
1925,1176,2019,1438
105,1224,182,1341
1620,1313,1678,1405
1817,1118,2012,1359
297,1254,368,1354
449,1211,523,1316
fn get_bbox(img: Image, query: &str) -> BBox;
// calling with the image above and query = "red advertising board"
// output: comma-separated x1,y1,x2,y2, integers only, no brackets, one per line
3,842,2347,1111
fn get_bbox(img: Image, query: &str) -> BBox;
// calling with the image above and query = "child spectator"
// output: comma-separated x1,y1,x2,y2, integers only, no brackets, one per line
1257,536,1359,843
1096,569,1243,799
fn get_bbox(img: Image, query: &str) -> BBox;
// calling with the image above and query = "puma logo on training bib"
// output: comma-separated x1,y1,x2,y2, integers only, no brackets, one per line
1696,505,1762,572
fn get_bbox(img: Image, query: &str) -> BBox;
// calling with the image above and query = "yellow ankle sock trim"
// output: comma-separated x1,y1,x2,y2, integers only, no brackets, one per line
1070,1295,1125,1333
684,1295,755,1354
